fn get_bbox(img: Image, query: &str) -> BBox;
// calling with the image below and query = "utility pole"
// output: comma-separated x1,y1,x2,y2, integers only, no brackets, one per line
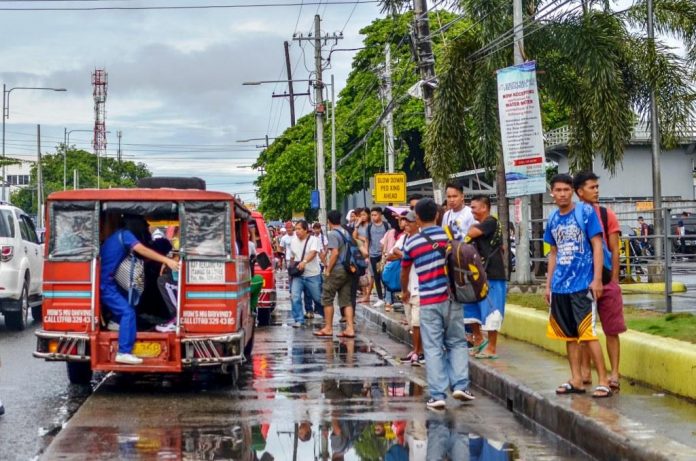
285,41,296,127
412,0,436,121
647,0,663,259
384,44,395,173
513,0,532,284
273,42,310,127
314,15,327,225
36,124,43,228
117,130,122,163
331,73,337,209
294,15,342,224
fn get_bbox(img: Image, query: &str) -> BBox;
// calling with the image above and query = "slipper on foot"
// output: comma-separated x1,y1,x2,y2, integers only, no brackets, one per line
592,385,613,399
609,378,620,391
556,382,586,395
313,331,333,337
474,352,498,359
337,332,355,338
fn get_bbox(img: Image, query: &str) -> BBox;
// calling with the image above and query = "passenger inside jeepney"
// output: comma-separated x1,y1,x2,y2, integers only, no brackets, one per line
99,214,179,365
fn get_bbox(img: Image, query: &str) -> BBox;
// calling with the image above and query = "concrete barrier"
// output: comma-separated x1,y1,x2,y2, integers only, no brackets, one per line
501,304,696,400
619,281,686,294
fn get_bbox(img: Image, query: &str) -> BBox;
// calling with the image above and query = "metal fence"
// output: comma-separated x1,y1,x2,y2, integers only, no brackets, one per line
527,203,696,314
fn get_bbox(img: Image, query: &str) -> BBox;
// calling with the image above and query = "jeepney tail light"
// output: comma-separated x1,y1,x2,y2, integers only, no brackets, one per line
48,340,59,354
1,245,13,262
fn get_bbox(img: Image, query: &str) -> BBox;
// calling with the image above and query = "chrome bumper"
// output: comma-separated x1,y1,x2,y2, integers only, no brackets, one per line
33,330,91,362
181,331,246,367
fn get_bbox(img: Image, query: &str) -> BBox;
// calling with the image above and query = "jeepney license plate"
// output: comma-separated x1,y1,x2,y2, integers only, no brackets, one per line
188,260,225,284
132,342,162,358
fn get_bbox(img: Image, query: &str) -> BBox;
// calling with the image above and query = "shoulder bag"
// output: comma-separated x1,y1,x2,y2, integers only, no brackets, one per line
287,237,310,278
114,230,145,304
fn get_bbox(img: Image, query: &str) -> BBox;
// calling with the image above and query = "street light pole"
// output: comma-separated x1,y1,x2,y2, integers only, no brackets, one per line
331,74,337,210
64,129,93,190
647,0,663,259
2,85,67,201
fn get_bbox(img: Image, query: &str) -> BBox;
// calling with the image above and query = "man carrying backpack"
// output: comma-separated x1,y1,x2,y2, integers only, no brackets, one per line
401,198,474,410
573,171,626,392
314,210,357,338
544,174,613,399
464,195,506,359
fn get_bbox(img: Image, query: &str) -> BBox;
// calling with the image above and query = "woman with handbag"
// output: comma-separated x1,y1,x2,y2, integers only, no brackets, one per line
100,216,180,365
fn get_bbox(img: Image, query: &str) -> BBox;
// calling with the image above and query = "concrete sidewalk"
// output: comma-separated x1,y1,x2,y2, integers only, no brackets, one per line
357,302,696,461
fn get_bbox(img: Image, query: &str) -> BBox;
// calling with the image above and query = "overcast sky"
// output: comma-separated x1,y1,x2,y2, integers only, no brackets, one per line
0,0,383,202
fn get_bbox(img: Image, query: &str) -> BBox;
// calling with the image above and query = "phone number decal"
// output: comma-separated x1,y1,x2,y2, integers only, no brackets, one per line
181,310,235,325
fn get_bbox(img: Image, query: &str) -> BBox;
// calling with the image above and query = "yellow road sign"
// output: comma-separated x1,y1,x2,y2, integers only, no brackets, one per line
374,173,407,204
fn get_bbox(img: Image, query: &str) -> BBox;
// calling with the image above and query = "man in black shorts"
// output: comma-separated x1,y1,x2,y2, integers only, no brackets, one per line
544,174,612,398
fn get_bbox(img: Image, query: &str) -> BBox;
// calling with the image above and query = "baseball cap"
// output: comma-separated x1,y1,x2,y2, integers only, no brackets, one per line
405,210,417,222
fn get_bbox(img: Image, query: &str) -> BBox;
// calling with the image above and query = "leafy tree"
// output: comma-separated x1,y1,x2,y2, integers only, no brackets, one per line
11,144,151,215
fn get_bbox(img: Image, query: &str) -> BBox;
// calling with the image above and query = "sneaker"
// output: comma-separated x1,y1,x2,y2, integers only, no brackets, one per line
417,354,425,365
115,353,143,365
373,300,385,308
452,389,475,402
155,321,176,333
304,312,313,319
107,320,120,332
293,321,304,328
309,312,315,319
426,398,446,410
399,351,416,363
410,355,421,367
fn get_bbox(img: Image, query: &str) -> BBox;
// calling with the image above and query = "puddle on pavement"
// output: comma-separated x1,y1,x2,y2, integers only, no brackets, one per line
54,419,522,461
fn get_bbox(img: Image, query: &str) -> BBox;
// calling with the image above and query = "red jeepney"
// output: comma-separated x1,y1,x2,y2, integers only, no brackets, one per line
250,211,275,326
33,187,255,384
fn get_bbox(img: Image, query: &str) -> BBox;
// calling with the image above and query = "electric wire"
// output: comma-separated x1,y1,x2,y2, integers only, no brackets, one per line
0,0,380,11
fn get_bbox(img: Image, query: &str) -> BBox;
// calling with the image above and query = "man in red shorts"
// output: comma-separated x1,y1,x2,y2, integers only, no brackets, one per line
574,171,626,392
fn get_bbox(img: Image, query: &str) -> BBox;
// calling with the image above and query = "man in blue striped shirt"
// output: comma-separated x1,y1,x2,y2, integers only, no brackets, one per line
401,198,475,410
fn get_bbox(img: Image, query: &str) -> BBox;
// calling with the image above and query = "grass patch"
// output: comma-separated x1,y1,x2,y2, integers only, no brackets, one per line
506,292,696,344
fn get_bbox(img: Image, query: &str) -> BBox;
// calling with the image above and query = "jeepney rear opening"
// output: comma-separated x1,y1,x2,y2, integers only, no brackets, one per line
34,189,254,384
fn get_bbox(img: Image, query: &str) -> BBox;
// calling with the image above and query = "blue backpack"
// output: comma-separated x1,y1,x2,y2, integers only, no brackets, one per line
381,259,402,291
336,230,368,277
550,204,612,284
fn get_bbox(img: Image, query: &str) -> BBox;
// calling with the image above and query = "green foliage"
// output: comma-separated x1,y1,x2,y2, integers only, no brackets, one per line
10,145,151,215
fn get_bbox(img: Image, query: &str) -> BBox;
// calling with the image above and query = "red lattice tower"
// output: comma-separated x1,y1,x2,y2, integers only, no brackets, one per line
92,69,108,158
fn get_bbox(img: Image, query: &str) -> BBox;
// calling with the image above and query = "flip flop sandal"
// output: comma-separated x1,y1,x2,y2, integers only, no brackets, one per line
592,385,613,399
313,331,333,337
609,379,620,391
471,338,489,354
474,352,498,359
556,382,587,395
337,332,356,338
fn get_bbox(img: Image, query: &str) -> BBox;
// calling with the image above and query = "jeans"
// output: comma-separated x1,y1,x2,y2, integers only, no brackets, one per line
304,276,324,316
369,255,384,300
101,282,136,354
419,300,471,400
426,419,468,460
291,274,322,323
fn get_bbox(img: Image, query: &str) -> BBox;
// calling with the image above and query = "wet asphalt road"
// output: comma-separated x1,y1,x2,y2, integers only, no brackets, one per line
0,314,92,460
38,302,590,461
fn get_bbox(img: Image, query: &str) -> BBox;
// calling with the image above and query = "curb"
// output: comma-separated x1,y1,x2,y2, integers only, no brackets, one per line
358,304,694,461
500,304,696,400
619,281,687,294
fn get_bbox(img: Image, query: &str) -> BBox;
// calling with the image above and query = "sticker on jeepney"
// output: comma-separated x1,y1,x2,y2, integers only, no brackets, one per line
188,260,225,284
181,310,235,325
44,309,91,324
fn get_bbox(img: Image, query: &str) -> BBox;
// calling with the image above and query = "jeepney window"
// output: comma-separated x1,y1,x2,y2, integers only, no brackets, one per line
183,201,230,257
49,202,98,259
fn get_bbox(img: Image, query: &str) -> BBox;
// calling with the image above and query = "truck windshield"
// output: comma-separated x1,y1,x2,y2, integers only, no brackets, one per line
0,210,15,238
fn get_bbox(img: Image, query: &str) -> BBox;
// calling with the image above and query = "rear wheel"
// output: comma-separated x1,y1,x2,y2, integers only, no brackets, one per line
66,362,93,385
5,282,29,331
257,308,272,326
244,326,255,360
